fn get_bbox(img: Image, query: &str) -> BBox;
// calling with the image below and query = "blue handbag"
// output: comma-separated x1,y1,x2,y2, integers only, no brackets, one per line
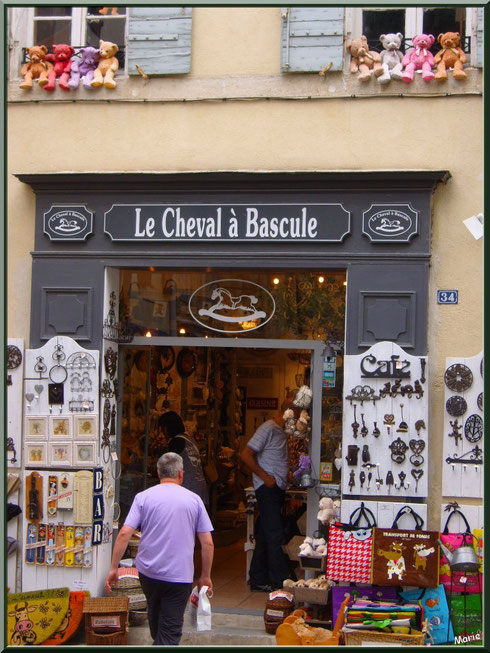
400,584,454,645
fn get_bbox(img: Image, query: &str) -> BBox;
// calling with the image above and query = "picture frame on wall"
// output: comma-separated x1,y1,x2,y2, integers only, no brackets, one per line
25,416,48,440
73,442,97,467
49,442,72,466
49,416,72,439
24,442,47,466
73,415,98,440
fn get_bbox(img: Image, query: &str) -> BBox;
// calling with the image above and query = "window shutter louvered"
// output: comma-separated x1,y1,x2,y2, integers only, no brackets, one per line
128,6,192,76
476,7,483,68
281,6,344,73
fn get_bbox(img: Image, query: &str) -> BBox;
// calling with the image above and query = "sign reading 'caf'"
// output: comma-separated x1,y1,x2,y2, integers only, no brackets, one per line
104,203,351,242
44,205,94,241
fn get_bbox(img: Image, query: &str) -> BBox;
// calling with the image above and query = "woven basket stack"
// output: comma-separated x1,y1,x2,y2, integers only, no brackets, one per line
109,568,147,620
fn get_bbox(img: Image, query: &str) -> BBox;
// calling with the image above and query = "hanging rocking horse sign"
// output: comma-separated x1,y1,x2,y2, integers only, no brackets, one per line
189,279,275,333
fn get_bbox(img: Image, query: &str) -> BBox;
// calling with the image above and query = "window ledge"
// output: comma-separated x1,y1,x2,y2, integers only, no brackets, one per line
8,68,482,104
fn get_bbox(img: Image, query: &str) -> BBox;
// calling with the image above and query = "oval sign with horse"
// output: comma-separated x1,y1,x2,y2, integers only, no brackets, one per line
189,279,276,334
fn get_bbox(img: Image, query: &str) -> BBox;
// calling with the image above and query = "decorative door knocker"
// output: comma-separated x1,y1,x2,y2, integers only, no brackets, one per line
104,347,118,380
389,437,409,464
7,345,22,370
464,414,483,443
448,418,463,445
446,395,467,417
383,414,395,436
360,414,368,437
411,468,424,493
409,439,425,467
444,363,473,392
49,343,68,384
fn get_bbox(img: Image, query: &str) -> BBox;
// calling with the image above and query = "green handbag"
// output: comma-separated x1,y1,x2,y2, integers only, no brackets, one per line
449,593,482,646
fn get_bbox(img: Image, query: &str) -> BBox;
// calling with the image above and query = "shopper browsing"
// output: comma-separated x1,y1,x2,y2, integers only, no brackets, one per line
104,452,214,646
158,411,209,507
240,401,299,592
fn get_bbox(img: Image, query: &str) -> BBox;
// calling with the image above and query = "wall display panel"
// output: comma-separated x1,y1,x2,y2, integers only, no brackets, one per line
341,500,428,529
442,352,483,498
341,341,428,499
7,338,25,467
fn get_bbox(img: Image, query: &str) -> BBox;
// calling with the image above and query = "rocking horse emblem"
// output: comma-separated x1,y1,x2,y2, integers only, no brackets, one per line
199,287,267,323
189,279,275,333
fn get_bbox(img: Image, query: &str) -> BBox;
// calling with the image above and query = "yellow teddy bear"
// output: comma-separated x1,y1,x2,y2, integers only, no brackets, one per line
91,39,119,89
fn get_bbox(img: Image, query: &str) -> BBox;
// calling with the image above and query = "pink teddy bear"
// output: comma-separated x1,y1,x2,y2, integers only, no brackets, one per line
401,33,435,82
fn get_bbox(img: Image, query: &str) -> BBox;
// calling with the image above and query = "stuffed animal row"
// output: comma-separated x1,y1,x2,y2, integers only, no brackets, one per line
283,574,331,590
346,32,468,84
298,536,327,558
20,40,119,91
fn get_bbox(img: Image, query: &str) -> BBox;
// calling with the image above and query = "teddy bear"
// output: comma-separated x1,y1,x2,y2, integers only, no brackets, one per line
283,408,297,436
345,36,383,82
299,536,316,557
68,46,100,89
433,32,467,81
377,32,404,84
293,454,311,484
317,497,335,525
401,33,435,82
19,45,54,90
294,409,311,439
91,40,119,89
43,44,75,91
293,385,312,409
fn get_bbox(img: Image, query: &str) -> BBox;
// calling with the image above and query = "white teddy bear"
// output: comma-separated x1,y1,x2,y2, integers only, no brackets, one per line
317,497,335,525
378,32,404,84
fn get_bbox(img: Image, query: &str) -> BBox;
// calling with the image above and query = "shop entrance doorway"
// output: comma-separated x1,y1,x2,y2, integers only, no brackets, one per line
117,336,340,607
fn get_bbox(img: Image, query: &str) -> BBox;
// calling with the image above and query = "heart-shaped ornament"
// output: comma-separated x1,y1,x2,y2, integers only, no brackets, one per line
25,393,34,402
334,457,342,471
34,385,44,395
409,439,426,455
383,414,395,425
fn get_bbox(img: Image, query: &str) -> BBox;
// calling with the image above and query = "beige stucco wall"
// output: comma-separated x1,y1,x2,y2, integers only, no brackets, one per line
7,7,483,529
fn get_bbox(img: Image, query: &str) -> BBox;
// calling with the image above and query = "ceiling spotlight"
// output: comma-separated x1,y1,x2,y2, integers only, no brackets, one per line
273,277,280,285
318,276,325,284
343,281,347,286
179,328,186,335
145,331,152,338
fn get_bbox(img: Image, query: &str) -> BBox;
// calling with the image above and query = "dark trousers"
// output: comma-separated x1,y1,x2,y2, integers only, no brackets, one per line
249,484,290,589
139,572,192,646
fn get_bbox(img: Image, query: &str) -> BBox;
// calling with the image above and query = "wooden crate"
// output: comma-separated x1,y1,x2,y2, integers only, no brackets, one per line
293,585,329,605
83,596,129,646
298,555,327,571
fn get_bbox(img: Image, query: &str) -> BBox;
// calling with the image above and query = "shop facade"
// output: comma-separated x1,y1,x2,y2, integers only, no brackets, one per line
7,5,483,634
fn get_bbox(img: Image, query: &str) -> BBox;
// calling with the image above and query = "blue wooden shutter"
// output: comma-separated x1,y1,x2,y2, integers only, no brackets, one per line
476,7,483,68
128,7,192,76
281,7,344,73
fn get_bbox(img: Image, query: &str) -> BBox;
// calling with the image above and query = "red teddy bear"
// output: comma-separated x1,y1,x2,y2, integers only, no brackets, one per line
44,44,75,91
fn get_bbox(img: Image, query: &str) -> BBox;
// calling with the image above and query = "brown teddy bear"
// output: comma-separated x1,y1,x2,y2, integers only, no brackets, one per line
434,32,467,81
346,36,383,82
19,45,54,90
91,40,119,89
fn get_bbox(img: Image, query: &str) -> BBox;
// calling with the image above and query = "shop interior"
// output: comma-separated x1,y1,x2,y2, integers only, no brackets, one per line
117,269,346,608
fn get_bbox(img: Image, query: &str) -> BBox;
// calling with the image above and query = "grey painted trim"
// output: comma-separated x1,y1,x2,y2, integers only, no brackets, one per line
357,291,416,349
130,336,325,352
40,286,93,341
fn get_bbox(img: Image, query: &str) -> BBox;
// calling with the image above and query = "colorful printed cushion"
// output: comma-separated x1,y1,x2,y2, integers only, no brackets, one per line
42,591,89,646
7,588,70,646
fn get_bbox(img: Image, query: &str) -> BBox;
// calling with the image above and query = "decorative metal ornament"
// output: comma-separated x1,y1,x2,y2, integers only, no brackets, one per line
110,405,116,436
419,358,427,384
6,437,17,464
345,445,360,466
385,470,394,494
103,399,111,429
176,348,198,378
158,346,175,372
395,471,408,490
446,445,483,466
383,414,395,436
444,363,473,393
104,347,118,380
409,439,425,467
360,414,368,437
464,414,483,443
372,422,380,438
49,344,68,384
100,379,114,398
396,404,408,432
448,418,463,445
103,291,133,343
359,471,366,488
411,468,424,493
48,383,64,405
361,445,370,463
34,356,47,378
446,395,467,417
351,405,359,438
415,419,426,437
66,351,96,370
7,345,22,369
389,437,409,464
345,385,380,406
477,393,483,412
348,469,355,492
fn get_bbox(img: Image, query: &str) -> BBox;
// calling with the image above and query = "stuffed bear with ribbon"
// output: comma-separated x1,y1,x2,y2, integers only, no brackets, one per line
401,33,435,82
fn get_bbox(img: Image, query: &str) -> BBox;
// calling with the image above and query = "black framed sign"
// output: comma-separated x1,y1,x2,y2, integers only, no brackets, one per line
44,205,94,241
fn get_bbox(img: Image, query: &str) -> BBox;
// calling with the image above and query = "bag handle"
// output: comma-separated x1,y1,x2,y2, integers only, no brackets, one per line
442,508,472,535
391,505,424,530
349,501,377,528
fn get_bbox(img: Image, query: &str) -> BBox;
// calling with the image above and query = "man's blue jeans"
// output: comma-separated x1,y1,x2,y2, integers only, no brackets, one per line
249,484,290,589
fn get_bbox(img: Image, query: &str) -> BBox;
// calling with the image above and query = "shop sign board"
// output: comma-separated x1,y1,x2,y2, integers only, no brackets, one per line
322,356,336,388
104,203,351,242
43,205,93,241
247,397,278,410
362,204,418,242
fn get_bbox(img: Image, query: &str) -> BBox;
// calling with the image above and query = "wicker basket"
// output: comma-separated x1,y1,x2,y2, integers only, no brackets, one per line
293,585,329,605
129,609,148,626
83,597,129,646
343,628,425,646
264,593,295,635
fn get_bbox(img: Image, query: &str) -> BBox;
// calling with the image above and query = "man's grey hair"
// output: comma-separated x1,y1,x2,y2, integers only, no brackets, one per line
157,452,183,479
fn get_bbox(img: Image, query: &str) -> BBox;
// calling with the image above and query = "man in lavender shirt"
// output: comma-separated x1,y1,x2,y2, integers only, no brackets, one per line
105,452,214,646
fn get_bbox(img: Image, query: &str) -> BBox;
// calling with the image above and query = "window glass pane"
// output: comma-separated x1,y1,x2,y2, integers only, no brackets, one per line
362,9,405,51
87,6,126,17
423,8,467,53
34,20,71,48
119,269,346,342
86,17,126,46
35,7,72,17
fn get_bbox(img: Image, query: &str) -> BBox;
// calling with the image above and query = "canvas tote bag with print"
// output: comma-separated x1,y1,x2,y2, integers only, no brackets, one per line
440,508,482,594
372,506,440,587
326,502,375,584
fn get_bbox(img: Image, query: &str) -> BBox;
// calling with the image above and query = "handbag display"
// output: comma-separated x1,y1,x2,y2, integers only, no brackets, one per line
371,506,440,588
400,584,454,645
326,502,375,584
440,509,483,594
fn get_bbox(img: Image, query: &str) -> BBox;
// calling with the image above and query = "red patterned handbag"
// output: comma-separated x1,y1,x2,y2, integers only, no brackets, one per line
326,502,375,584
